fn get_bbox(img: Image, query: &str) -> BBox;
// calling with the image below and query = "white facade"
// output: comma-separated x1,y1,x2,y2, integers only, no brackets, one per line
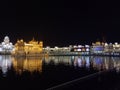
0,36,14,54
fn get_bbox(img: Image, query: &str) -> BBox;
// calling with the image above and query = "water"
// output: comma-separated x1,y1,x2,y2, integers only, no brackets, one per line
0,55,120,89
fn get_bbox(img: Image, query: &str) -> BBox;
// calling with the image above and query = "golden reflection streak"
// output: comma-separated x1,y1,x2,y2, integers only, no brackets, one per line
12,57,42,74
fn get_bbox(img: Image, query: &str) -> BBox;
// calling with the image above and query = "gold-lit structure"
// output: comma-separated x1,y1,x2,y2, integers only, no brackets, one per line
12,38,43,57
13,39,26,56
25,38,43,56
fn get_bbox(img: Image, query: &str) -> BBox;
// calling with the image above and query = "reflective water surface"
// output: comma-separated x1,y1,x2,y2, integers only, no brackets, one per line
0,55,120,89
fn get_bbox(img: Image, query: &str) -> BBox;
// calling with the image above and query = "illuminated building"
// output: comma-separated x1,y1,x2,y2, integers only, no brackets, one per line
12,38,43,57
0,36,14,54
91,41,104,54
70,45,90,55
25,38,43,56
12,39,26,56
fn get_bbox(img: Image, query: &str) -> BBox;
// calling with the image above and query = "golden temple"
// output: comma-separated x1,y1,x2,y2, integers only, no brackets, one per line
12,38,43,57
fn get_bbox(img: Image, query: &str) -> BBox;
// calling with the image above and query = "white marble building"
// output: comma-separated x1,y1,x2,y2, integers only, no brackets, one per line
0,36,14,54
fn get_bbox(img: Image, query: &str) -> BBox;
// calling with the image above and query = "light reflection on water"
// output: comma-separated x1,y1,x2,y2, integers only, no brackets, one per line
12,57,43,74
44,56,120,71
0,55,120,76
0,55,12,76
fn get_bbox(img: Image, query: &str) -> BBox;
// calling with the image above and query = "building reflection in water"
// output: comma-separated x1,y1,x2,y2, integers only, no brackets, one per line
73,56,120,72
44,56,120,72
44,56,73,65
12,57,42,74
0,55,12,76
73,56,90,68
0,55,120,76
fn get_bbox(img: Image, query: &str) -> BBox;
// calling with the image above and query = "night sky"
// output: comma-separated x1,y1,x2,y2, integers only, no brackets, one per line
0,0,120,47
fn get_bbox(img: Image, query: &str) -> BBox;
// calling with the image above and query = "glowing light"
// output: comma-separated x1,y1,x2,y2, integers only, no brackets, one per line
86,48,89,51
77,49,81,51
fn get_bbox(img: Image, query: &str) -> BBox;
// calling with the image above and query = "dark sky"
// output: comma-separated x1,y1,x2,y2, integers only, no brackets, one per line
0,0,120,47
